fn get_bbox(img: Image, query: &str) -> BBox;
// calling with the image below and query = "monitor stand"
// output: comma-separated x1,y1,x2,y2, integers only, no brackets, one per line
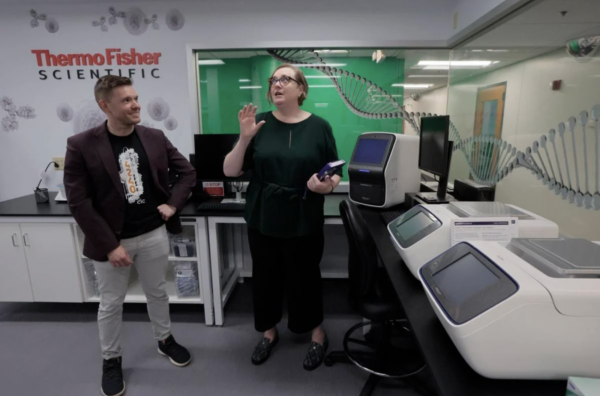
417,173,452,203
416,141,453,204
222,191,245,204
416,190,452,204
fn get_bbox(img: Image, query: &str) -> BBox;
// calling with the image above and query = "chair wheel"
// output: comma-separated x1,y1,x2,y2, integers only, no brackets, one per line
324,357,334,367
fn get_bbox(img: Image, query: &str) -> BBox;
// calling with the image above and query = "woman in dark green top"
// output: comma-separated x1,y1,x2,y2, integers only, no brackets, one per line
224,64,342,371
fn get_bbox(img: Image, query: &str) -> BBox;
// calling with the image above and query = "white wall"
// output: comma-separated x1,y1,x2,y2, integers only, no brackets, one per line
0,0,461,202
403,86,449,136
447,48,600,240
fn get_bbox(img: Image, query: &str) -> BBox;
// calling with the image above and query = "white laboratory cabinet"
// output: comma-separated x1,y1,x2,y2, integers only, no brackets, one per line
0,222,81,302
0,223,34,302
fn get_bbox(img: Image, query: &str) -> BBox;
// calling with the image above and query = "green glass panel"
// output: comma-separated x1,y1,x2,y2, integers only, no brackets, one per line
199,53,405,181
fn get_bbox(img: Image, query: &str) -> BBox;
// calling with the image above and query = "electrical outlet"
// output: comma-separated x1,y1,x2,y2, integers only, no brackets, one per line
53,157,65,170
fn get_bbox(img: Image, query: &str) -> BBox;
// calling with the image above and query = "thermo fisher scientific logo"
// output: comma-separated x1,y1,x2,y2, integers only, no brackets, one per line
31,48,162,80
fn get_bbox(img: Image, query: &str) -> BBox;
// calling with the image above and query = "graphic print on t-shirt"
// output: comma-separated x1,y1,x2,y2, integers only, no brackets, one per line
118,148,145,204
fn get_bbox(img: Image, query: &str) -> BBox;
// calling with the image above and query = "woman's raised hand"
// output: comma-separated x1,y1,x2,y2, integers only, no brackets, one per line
238,104,265,140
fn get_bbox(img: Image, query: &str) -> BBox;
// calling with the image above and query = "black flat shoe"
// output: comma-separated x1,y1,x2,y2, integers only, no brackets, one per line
251,333,279,365
303,334,329,371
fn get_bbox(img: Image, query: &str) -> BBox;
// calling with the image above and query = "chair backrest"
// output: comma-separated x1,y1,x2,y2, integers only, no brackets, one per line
339,200,379,304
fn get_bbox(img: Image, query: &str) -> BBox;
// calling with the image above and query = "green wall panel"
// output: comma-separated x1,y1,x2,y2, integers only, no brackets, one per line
199,54,405,181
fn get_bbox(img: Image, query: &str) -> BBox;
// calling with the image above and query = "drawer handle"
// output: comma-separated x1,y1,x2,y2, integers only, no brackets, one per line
23,233,30,247
12,233,19,247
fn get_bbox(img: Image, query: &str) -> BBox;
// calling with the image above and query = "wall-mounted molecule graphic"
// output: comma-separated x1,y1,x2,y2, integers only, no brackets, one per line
92,7,185,33
1,117,18,132
147,97,170,122
108,6,126,25
1,96,36,132
56,99,177,133
124,7,156,35
68,99,107,135
143,14,159,31
165,9,185,31
56,103,74,122
30,9,59,33
92,17,108,32
92,7,126,32
45,17,59,33
164,116,178,131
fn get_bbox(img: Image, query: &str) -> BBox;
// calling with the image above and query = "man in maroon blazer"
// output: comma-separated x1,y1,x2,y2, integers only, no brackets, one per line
64,75,196,396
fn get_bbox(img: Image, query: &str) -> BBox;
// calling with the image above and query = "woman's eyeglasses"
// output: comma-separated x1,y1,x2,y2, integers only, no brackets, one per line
268,76,300,87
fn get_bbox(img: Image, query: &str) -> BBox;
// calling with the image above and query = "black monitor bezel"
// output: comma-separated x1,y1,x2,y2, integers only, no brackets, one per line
418,115,450,177
194,134,252,182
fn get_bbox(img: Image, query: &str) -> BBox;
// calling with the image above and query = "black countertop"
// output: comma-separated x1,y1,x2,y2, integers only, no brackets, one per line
0,192,345,218
359,205,566,396
0,192,74,217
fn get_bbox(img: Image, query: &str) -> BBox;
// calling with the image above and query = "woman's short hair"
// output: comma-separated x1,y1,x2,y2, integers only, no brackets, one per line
266,64,309,106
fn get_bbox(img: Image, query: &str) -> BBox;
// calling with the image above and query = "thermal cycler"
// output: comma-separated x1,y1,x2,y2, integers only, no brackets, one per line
387,201,559,279
419,238,600,380
348,132,420,209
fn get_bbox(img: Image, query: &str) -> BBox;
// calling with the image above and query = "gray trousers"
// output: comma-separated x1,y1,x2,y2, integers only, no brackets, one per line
93,225,171,360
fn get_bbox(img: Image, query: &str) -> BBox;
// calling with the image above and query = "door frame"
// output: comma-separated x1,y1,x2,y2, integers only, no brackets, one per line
472,81,507,177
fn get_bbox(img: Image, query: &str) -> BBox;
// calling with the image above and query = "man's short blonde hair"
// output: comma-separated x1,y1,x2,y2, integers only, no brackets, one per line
94,75,133,103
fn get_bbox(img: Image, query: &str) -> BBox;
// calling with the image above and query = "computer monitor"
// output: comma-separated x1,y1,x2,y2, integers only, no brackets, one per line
417,115,453,203
194,134,252,182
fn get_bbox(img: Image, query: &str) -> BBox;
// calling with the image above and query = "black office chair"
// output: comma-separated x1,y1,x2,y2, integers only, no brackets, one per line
325,200,426,396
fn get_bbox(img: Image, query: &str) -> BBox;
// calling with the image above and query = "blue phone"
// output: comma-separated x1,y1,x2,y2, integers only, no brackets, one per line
303,160,346,199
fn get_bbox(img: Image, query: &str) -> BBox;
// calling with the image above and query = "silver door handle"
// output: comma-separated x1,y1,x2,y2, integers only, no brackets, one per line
22,233,30,247
12,233,19,247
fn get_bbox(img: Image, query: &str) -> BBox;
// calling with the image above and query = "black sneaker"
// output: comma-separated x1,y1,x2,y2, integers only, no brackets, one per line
158,335,192,367
303,334,329,371
101,357,125,396
251,332,279,365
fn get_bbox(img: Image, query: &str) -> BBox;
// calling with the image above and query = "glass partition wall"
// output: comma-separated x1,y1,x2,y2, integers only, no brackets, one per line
446,40,600,240
196,48,451,180
194,37,600,240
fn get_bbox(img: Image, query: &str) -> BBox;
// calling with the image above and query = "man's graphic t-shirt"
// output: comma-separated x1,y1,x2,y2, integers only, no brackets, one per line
108,129,164,239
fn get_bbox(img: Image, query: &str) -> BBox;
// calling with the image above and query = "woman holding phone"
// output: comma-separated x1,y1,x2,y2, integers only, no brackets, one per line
223,63,343,370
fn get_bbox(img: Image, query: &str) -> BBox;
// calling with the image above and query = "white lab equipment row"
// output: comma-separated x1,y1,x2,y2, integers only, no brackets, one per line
386,201,600,380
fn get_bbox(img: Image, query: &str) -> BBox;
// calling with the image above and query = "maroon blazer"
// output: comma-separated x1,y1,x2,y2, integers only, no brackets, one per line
64,122,196,261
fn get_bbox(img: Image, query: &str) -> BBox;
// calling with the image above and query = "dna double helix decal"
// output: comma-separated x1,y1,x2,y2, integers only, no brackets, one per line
520,107,600,210
268,49,407,120
268,49,600,210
